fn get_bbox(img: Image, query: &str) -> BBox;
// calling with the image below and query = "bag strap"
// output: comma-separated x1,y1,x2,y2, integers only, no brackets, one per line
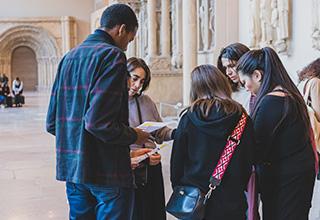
303,79,312,105
204,113,247,203
135,96,148,150
135,96,143,125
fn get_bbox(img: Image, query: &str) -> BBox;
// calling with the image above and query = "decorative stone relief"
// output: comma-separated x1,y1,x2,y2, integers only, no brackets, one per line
312,0,320,50
197,0,215,52
171,0,183,68
250,0,290,54
208,0,215,49
249,0,261,47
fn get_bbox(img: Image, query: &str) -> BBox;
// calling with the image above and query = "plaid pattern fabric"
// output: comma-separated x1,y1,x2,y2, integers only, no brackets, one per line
46,30,137,187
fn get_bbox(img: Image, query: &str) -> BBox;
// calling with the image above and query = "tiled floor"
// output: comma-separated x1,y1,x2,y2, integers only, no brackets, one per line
0,92,319,220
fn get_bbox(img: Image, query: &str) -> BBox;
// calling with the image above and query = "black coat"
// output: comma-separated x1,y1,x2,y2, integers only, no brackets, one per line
171,105,255,219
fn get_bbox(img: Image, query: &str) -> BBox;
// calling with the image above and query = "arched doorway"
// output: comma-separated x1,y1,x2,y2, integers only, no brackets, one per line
11,46,38,91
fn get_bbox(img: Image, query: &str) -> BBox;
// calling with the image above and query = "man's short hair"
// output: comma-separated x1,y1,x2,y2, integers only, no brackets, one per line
100,4,138,32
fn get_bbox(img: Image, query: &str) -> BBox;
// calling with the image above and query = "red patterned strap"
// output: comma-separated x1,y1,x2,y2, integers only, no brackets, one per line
210,113,247,187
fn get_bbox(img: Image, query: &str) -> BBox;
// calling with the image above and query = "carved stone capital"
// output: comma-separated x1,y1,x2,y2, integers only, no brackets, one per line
146,56,171,71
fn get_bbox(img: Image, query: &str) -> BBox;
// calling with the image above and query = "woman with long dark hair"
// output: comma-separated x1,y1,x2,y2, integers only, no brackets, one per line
127,57,173,220
170,65,255,219
236,47,316,220
217,43,252,112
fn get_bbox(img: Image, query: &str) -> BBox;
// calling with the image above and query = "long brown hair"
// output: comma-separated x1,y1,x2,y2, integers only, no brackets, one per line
189,65,244,118
298,58,320,82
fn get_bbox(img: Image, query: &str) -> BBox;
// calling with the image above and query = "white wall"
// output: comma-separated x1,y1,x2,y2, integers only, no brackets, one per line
239,0,320,83
0,0,94,42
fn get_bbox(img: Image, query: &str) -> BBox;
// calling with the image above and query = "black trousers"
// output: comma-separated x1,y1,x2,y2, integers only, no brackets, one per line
259,169,315,220
132,163,166,220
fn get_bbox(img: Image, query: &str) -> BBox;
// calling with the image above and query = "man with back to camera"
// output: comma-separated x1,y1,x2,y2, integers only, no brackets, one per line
46,4,150,220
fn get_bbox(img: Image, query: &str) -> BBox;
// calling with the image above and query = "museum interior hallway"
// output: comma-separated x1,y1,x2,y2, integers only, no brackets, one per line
0,92,320,220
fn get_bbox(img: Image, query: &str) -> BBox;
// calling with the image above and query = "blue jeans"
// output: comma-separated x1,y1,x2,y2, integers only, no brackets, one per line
66,182,134,220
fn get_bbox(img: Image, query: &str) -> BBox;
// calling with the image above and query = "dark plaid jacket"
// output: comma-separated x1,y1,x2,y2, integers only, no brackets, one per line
46,29,137,187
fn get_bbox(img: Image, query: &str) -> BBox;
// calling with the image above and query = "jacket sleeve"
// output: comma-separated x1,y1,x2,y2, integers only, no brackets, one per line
170,114,188,188
84,49,137,146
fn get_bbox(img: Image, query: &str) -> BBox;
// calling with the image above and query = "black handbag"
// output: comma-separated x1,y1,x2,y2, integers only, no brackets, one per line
166,186,205,220
166,113,247,220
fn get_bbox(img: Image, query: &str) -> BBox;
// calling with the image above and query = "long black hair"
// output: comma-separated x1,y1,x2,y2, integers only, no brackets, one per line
217,43,250,92
236,47,310,136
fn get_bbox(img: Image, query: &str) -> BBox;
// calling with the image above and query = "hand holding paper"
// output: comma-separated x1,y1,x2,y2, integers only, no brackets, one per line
137,121,168,133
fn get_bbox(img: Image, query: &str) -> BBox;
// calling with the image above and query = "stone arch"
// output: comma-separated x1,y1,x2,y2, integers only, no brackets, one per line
0,25,61,90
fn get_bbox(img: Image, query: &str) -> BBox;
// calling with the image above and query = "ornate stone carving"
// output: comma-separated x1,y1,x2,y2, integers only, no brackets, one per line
249,0,290,54
208,0,215,49
198,0,215,52
171,0,183,69
312,0,320,50
146,56,171,70
249,0,261,47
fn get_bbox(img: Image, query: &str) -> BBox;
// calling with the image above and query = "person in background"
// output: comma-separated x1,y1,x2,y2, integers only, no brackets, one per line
46,4,150,220
298,58,320,179
12,77,23,107
0,73,9,85
218,43,259,220
0,82,10,107
217,43,253,113
298,58,320,121
171,64,255,220
237,47,316,220
127,57,174,220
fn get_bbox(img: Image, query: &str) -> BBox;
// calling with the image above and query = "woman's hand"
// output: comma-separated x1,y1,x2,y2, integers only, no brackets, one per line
149,153,161,166
130,148,151,170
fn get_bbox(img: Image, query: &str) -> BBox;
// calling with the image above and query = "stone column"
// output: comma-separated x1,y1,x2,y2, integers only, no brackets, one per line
126,40,137,58
161,0,170,56
61,16,71,54
147,0,157,57
126,1,141,58
183,0,197,105
37,58,43,90
171,0,183,68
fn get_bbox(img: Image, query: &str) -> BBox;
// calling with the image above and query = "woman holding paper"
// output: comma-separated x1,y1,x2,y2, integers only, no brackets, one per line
127,57,173,220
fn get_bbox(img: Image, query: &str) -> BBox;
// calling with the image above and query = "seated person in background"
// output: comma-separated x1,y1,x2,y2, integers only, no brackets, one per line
12,77,24,107
0,82,10,107
0,83,5,106
0,73,9,85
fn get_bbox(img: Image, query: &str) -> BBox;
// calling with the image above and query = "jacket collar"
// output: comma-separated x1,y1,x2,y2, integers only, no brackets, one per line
86,29,117,46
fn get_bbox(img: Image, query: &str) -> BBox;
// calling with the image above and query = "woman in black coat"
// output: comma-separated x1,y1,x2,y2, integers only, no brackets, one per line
170,65,255,220
236,47,316,220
